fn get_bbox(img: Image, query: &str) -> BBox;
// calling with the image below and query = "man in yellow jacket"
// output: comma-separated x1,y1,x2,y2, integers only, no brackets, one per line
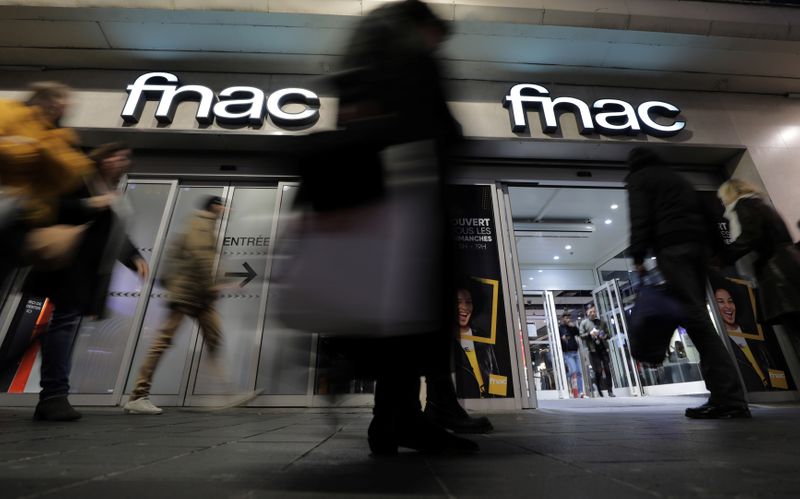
0,82,94,284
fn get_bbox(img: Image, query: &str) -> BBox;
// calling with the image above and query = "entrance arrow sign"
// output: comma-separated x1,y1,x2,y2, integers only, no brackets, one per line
225,262,257,287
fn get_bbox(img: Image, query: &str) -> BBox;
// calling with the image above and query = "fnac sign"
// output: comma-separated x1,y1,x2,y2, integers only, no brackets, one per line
121,72,321,128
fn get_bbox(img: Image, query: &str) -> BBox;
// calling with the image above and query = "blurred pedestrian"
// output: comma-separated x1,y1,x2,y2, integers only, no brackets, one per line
328,0,479,452
22,142,148,421
124,196,226,415
627,147,749,419
0,82,94,285
717,179,800,338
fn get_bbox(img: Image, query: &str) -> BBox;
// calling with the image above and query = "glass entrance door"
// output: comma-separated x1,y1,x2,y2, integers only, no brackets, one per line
592,279,642,396
527,290,570,399
0,179,178,405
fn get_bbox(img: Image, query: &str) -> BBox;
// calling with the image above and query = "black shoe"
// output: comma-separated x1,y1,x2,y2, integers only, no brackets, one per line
608,392,616,397
33,396,82,422
598,390,604,397
368,411,479,455
424,401,493,434
685,403,751,419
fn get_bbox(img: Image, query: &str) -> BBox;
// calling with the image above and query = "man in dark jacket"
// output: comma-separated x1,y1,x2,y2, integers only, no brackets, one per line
579,306,615,397
627,147,749,419
23,142,148,421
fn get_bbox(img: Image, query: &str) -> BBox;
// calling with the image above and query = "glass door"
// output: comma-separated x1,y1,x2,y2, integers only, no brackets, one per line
0,180,178,406
123,184,227,407
527,290,570,399
592,279,642,396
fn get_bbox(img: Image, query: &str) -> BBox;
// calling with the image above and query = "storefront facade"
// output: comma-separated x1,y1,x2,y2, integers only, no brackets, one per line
2,1,800,411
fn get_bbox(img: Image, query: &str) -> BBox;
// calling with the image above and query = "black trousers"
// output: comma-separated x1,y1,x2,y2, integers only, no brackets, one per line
589,349,613,393
656,243,747,407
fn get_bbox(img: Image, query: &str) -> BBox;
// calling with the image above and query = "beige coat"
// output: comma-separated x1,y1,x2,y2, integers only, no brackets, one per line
164,210,219,314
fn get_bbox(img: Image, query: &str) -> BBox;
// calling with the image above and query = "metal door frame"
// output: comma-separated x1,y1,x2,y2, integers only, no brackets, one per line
591,279,642,397
496,183,538,409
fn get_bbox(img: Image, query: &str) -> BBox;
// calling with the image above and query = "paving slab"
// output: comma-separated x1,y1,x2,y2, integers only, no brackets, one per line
0,397,799,498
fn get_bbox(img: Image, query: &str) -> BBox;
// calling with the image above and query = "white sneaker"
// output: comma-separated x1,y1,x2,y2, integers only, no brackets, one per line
123,397,163,415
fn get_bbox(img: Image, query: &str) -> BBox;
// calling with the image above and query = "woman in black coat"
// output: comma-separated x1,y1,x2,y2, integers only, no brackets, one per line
23,143,148,421
717,179,800,337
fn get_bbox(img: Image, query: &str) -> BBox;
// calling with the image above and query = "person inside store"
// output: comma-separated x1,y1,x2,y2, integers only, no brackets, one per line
712,280,772,391
716,179,800,347
22,141,149,421
627,147,749,419
455,280,501,399
559,312,585,398
578,306,615,397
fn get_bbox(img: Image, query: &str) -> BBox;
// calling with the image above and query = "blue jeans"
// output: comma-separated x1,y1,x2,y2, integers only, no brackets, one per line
39,307,81,401
563,350,584,395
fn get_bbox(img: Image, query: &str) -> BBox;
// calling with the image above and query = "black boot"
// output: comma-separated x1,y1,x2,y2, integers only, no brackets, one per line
425,374,493,434
368,411,479,455
33,396,81,422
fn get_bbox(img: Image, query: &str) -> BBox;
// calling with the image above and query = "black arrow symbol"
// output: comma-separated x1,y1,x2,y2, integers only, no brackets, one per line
225,262,257,287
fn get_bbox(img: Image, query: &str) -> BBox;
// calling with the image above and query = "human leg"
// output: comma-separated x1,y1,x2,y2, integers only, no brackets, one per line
34,307,82,421
127,308,183,405
657,244,749,417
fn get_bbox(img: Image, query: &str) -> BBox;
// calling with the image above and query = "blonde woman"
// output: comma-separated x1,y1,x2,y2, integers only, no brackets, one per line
717,179,800,337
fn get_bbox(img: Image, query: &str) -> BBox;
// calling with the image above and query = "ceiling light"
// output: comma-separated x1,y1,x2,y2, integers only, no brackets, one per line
522,284,527,288
604,219,612,225
553,256,560,260
529,277,534,280
565,245,572,250
538,270,543,273
610,204,619,210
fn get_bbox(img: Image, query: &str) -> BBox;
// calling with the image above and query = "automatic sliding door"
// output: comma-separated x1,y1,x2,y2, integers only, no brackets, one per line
188,186,278,401
0,180,175,404
123,185,225,405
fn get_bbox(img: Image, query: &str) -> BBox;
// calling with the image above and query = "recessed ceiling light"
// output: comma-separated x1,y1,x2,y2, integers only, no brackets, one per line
538,270,543,273
604,219,612,225
565,245,572,250
522,284,527,288
553,256,560,260
529,277,534,280
650,256,657,260
610,204,619,210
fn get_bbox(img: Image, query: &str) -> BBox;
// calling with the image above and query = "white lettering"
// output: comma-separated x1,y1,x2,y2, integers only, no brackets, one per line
213,87,266,125
637,101,686,137
266,88,321,127
503,83,685,138
593,99,641,134
121,72,321,128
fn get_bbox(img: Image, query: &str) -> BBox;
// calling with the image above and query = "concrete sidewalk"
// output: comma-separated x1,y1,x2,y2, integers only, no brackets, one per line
1,396,799,498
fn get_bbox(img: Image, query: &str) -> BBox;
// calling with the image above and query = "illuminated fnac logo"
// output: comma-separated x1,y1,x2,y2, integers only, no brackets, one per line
503,84,685,137
121,72,321,127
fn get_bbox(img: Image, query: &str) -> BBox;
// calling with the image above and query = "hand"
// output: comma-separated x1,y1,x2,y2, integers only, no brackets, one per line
134,257,149,281
86,193,117,210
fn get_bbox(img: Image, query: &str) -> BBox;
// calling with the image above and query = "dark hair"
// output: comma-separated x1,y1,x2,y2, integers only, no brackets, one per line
202,196,223,211
400,0,450,36
25,81,70,107
456,278,484,316
88,142,131,166
627,147,661,171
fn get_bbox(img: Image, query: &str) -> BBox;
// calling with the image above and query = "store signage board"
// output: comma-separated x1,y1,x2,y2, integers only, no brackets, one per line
121,72,321,127
503,84,685,137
